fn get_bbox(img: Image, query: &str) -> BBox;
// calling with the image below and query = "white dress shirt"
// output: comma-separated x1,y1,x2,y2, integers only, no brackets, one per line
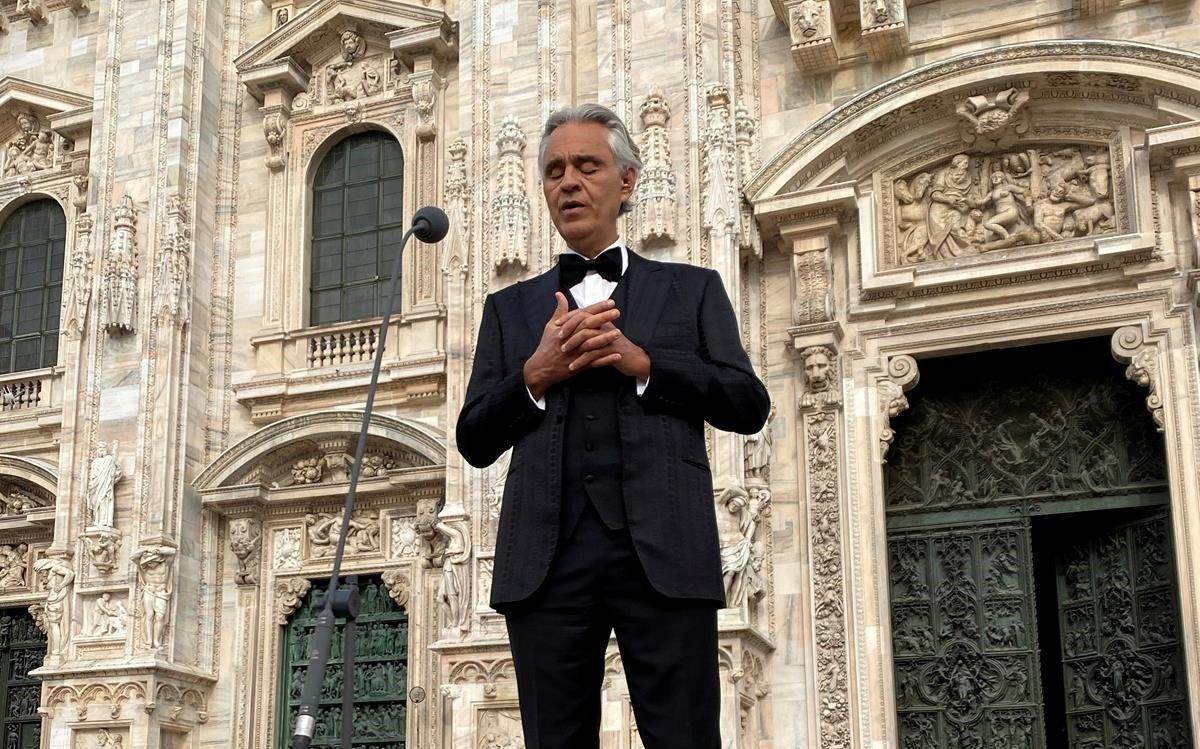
528,239,648,409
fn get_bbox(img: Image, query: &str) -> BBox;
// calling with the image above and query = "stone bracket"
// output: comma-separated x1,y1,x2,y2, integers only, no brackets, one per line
878,354,919,461
860,0,909,60
1111,325,1165,432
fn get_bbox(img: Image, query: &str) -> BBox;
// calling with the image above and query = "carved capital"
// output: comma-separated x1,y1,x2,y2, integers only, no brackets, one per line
879,354,920,461
408,70,443,142
1111,326,1165,432
275,577,311,625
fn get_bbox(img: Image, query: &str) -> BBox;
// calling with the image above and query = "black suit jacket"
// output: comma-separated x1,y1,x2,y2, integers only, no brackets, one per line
456,250,770,608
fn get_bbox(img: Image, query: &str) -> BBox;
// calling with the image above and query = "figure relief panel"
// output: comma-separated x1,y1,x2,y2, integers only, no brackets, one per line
879,129,1126,269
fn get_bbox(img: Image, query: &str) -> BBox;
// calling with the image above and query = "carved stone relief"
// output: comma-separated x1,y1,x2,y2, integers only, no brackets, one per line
2,111,55,177
89,593,128,637
324,30,384,104
633,87,677,245
887,142,1119,267
274,527,302,570
956,88,1030,151
275,577,311,625
798,345,841,409
131,546,175,650
389,516,420,558
0,484,46,516
229,518,262,585
477,708,524,748
0,543,30,589
81,528,120,574
75,728,125,749
492,116,531,270
101,195,139,333
305,510,381,557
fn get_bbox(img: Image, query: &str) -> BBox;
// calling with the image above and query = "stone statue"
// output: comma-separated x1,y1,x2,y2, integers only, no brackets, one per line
132,546,175,649
716,484,767,608
326,30,381,103
33,557,74,655
91,592,127,636
0,543,28,588
432,518,471,633
744,403,775,481
82,531,120,574
229,518,262,585
87,441,122,528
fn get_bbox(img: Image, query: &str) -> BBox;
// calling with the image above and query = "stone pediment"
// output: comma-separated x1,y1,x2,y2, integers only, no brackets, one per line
0,76,92,176
236,0,455,102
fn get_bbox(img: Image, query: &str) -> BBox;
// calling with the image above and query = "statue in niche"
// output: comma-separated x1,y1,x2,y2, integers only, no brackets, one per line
431,518,471,633
894,144,1117,266
33,557,74,655
326,30,382,103
91,592,127,636
0,544,28,588
86,441,122,528
744,403,775,482
132,546,175,649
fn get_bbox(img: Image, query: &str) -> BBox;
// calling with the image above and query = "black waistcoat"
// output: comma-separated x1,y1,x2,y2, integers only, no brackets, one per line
559,274,631,539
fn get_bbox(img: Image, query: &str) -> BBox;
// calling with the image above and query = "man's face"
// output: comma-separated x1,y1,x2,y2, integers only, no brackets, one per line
541,121,636,256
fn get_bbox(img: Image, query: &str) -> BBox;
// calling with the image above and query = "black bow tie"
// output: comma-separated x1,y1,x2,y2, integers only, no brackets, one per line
558,248,623,289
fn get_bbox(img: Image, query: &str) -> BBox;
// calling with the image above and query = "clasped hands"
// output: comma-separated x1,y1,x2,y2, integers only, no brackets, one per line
523,293,651,400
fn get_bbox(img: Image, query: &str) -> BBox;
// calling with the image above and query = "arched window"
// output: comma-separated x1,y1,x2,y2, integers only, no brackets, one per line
310,131,405,326
0,199,65,375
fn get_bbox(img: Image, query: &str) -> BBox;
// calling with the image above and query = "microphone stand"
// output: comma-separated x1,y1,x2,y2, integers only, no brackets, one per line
291,209,445,749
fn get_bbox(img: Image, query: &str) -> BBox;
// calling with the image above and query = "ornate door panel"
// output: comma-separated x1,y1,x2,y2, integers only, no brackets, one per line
0,610,44,749
890,520,1044,749
277,575,409,748
1056,512,1192,749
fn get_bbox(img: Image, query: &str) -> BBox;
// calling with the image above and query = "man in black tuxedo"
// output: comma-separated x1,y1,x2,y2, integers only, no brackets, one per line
456,104,770,749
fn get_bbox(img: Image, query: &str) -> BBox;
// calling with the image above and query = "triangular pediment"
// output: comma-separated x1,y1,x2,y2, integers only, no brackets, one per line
235,0,449,72
0,77,91,140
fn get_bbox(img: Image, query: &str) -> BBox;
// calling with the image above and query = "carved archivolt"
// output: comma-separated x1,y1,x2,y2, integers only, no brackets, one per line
1111,326,1164,432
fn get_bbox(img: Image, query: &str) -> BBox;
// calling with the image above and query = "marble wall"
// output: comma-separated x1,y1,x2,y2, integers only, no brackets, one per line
1,0,1200,747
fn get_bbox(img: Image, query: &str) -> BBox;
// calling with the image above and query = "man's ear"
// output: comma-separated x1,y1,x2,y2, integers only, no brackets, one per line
621,167,638,195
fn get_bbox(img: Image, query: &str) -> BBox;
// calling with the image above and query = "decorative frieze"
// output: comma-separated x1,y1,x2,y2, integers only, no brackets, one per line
1111,326,1165,432
325,30,384,104
879,354,920,461
88,593,128,637
101,195,139,334
781,216,836,326
491,116,531,271
633,87,677,245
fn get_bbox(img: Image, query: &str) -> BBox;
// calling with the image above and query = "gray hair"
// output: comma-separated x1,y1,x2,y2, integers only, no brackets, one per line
538,104,642,215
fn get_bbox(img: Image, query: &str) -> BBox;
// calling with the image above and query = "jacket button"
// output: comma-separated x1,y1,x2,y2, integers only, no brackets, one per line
585,474,595,483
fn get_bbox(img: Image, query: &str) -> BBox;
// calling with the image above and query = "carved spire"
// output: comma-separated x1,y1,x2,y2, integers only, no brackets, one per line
701,85,740,241
491,117,531,271
442,139,470,277
734,102,760,256
633,87,677,245
154,194,191,326
1111,326,1165,432
879,355,919,461
101,196,139,334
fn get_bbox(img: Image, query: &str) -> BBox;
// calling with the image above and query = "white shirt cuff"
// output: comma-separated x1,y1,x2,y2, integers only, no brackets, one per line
527,386,546,410
636,376,649,396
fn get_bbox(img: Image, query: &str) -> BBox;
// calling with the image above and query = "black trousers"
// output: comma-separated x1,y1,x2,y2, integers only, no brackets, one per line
501,501,722,749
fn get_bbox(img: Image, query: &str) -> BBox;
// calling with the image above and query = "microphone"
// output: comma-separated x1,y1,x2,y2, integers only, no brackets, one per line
291,206,449,749
411,205,449,244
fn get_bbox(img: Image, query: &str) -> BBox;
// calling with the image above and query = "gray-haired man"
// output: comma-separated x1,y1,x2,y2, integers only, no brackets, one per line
457,104,769,748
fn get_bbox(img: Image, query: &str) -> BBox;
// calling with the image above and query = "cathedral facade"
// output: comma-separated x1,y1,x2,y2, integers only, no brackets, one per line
1,0,1200,747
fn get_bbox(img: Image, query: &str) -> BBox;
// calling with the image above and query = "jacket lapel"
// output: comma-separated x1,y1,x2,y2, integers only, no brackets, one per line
518,264,563,348
621,250,670,349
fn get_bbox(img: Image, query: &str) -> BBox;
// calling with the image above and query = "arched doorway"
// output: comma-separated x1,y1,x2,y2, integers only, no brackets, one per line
885,338,1192,748
0,608,45,749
